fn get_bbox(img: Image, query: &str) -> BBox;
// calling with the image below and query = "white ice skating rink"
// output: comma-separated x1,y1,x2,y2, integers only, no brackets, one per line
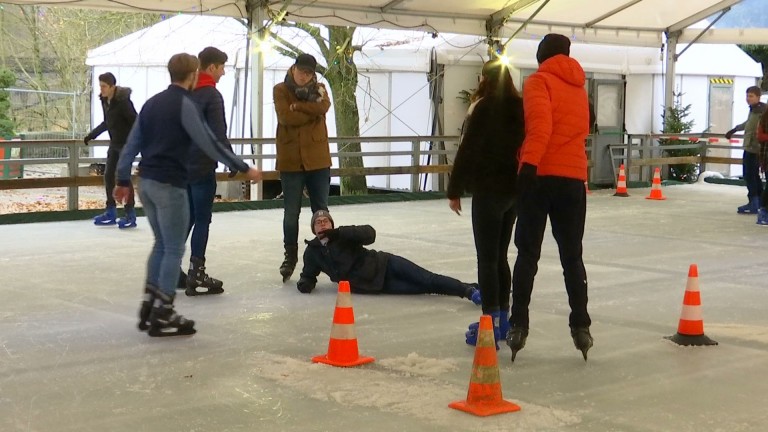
1,182,767,432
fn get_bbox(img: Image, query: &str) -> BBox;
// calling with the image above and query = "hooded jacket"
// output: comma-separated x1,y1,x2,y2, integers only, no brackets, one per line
733,102,766,154
447,93,525,198
86,86,137,149
273,70,332,172
297,225,391,294
189,72,231,181
519,54,589,181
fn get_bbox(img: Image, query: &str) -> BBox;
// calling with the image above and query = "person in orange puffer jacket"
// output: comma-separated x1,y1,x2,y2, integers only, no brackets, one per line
506,34,593,362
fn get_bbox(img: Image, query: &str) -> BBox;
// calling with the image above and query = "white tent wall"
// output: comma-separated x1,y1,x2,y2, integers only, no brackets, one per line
87,15,437,194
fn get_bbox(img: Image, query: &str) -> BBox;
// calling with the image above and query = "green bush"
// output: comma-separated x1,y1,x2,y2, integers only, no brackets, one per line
0,68,16,139
661,92,698,182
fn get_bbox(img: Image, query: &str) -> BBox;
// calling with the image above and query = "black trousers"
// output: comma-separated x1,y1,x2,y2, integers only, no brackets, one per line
511,176,590,329
104,146,134,210
471,191,515,313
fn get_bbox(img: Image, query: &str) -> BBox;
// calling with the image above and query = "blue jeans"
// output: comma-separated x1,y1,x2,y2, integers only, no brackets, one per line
187,172,216,259
382,254,468,297
743,151,763,200
138,178,189,297
471,191,516,313
280,168,330,247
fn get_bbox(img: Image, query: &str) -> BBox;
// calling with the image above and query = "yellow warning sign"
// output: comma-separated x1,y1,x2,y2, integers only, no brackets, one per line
710,77,734,84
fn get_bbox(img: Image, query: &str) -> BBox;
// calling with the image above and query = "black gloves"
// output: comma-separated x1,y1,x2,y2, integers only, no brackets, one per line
297,278,315,294
83,135,92,145
516,163,538,198
319,228,340,241
725,129,737,140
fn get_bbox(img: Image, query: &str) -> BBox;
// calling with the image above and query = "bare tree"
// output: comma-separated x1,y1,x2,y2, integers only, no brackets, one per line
0,5,158,133
271,22,368,195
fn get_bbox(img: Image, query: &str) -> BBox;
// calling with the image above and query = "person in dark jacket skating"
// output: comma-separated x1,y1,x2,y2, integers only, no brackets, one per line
447,59,525,350
114,53,262,337
84,72,138,228
183,46,232,296
297,210,481,303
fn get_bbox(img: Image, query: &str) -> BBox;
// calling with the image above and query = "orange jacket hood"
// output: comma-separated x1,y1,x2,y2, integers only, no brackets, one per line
519,54,589,181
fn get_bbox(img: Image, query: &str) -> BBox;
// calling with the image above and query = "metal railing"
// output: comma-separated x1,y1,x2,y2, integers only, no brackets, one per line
0,136,460,211
0,133,747,212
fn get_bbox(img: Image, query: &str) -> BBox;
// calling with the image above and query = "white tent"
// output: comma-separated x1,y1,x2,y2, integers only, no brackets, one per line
87,14,762,186
86,15,437,192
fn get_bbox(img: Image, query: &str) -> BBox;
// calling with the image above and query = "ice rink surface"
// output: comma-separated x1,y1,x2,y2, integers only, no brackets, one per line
1,182,767,432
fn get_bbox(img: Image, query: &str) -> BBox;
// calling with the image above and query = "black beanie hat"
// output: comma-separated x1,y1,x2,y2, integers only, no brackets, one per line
311,210,334,234
295,53,317,72
536,33,571,64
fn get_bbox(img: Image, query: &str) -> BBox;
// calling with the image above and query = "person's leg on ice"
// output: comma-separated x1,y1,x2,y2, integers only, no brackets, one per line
139,179,195,337
464,192,515,348
186,172,223,295
549,178,592,360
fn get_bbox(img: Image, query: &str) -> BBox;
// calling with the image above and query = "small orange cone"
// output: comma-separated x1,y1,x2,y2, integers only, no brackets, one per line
614,164,629,197
665,264,718,346
645,167,666,200
449,315,521,417
312,281,375,367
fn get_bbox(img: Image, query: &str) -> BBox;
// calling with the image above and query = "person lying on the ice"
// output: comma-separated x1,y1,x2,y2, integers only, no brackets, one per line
297,210,480,304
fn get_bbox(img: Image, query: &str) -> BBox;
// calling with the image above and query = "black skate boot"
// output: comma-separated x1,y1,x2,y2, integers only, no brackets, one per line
279,245,298,283
185,256,224,296
176,269,187,290
506,327,529,362
571,327,593,361
147,290,196,337
138,283,158,331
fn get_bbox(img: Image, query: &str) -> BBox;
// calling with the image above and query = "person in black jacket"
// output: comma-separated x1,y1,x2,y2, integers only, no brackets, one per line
84,72,138,228
297,210,481,303
447,60,525,349
183,46,231,296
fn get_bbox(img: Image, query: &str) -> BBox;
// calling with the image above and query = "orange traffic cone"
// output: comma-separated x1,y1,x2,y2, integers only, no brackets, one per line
645,167,666,200
614,164,629,197
449,315,521,417
665,264,718,346
312,281,375,367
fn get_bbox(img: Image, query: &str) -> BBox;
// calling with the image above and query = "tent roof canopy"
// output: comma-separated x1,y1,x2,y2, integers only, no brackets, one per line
6,0,768,47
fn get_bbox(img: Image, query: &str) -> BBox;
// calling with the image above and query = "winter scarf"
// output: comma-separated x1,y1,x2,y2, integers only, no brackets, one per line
284,66,322,101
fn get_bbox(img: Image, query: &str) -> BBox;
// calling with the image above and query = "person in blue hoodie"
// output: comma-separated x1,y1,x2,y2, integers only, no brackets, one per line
114,53,262,337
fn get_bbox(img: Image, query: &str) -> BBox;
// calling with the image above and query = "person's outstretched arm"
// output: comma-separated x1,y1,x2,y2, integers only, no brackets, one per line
297,248,322,293
180,96,258,178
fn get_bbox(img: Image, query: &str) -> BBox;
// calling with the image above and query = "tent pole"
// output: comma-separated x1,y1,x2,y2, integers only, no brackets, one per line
247,0,267,200
664,31,678,124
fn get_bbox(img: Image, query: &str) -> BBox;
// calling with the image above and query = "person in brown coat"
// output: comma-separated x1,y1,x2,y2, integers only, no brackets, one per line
273,53,332,282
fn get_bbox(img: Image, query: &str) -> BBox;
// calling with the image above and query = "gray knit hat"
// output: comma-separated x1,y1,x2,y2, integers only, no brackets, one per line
311,210,334,234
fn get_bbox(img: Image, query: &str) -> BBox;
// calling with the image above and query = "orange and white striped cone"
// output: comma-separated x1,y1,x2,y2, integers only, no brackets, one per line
614,164,629,197
449,315,521,417
645,167,666,200
665,264,718,346
312,281,375,367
